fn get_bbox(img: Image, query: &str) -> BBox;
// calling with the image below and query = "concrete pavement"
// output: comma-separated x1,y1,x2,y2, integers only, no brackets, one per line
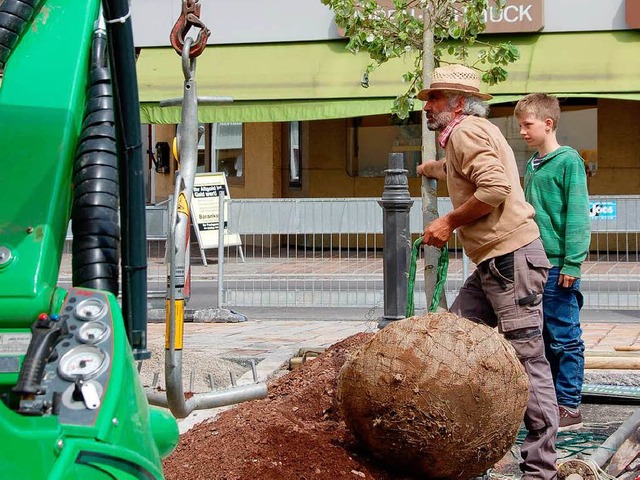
146,306,640,431
148,306,640,360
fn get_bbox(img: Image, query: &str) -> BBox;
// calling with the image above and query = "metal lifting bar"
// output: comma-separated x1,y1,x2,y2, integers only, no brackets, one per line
147,1,266,418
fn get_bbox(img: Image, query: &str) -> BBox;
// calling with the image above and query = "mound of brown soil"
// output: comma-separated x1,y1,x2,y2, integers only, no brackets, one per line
162,332,420,480
162,327,523,480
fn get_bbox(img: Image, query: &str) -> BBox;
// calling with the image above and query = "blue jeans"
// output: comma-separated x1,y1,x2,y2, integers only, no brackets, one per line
542,267,585,409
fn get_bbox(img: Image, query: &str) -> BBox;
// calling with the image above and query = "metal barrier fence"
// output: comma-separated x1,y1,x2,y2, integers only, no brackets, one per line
65,195,640,311
213,195,640,310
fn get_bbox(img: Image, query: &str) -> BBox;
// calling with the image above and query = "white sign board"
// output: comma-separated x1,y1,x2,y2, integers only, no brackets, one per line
191,173,243,253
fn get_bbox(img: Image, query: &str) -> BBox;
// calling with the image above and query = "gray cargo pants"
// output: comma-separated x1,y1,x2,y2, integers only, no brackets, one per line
450,239,559,479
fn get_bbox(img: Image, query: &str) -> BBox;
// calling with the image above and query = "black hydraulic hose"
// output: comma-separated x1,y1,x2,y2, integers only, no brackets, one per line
101,0,149,360
0,0,44,69
71,25,120,296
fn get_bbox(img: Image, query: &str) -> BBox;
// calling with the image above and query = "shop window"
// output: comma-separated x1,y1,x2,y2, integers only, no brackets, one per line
288,121,301,187
348,114,422,177
197,123,211,173
213,122,244,184
490,104,597,177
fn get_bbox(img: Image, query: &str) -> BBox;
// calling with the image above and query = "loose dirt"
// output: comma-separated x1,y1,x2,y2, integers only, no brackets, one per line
162,332,423,480
162,330,530,480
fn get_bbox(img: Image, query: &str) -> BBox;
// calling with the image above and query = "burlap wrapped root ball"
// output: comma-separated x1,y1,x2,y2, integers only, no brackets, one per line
338,312,529,479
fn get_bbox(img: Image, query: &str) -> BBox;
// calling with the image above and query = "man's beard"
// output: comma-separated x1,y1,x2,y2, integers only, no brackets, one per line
426,110,456,131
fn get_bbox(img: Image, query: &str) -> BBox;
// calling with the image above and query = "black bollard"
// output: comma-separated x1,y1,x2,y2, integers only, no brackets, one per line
377,153,414,329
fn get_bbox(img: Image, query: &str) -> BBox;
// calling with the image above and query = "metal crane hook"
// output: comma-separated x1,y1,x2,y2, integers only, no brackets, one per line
169,0,211,58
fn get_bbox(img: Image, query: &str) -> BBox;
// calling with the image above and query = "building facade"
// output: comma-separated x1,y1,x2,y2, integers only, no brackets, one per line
131,0,640,204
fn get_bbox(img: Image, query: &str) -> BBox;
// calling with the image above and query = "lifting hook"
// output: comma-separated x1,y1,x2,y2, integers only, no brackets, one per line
170,0,210,58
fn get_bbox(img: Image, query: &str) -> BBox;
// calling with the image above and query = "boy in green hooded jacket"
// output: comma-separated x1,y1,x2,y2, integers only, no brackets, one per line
515,93,591,431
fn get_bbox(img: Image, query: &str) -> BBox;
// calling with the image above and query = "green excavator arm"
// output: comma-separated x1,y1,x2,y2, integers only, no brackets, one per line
0,1,178,477
0,1,96,325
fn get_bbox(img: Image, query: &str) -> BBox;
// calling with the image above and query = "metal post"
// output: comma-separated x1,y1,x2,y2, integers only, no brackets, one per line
377,153,414,329
190,185,247,323
589,408,640,467
217,191,225,308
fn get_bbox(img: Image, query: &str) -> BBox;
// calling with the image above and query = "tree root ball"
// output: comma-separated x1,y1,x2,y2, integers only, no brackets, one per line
337,312,529,479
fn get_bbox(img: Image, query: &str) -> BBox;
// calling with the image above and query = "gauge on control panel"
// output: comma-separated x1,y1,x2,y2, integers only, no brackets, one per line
74,298,107,321
77,321,110,345
57,345,108,381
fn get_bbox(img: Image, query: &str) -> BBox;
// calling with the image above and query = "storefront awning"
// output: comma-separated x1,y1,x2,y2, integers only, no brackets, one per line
136,30,640,124
137,39,412,123
140,98,407,124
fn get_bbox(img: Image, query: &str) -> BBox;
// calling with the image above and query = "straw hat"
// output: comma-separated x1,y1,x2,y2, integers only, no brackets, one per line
417,64,492,101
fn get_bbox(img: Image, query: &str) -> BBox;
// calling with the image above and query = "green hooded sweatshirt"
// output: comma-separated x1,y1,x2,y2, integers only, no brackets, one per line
524,145,590,278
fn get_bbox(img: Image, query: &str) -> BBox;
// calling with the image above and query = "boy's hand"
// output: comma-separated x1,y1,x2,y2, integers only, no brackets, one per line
558,274,577,288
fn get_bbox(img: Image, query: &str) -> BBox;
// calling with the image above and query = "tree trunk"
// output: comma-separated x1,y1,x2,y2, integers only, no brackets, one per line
420,26,447,309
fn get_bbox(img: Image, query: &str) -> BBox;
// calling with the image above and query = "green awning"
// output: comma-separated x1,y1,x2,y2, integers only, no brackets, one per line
140,98,404,124
137,40,412,123
137,31,640,124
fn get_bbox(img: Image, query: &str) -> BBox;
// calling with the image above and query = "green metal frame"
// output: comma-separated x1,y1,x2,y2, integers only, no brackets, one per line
0,1,178,477
0,1,98,326
0,293,177,480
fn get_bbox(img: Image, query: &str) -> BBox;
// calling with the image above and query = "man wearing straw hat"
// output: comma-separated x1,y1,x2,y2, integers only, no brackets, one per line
416,64,559,479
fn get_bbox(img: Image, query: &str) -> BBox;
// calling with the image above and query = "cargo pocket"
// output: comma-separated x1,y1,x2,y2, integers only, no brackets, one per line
524,252,552,274
519,252,551,313
498,249,550,334
505,327,544,361
499,310,541,335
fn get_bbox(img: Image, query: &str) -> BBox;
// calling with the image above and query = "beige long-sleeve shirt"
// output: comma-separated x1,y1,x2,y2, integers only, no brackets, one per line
444,115,540,264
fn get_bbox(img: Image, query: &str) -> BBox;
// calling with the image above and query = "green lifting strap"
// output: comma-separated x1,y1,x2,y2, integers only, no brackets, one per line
406,238,449,318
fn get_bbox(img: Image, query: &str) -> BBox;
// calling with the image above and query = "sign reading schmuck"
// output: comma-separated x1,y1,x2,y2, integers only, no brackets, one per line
363,0,544,34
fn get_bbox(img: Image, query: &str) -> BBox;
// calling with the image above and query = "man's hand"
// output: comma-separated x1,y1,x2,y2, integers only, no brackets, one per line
422,196,493,248
558,274,577,288
416,162,429,176
416,160,446,180
422,216,454,248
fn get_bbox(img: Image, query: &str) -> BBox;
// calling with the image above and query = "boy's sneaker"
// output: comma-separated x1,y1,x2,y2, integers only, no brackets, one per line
558,406,583,431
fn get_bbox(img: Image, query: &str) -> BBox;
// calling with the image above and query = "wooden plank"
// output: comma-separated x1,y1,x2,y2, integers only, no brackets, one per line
585,357,640,370
615,346,640,352
586,351,640,357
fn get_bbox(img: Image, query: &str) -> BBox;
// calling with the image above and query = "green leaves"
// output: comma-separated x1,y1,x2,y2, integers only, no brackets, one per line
482,66,508,85
322,0,521,117
391,93,415,119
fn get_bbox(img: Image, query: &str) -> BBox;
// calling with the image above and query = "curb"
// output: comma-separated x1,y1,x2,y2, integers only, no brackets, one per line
148,308,248,323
